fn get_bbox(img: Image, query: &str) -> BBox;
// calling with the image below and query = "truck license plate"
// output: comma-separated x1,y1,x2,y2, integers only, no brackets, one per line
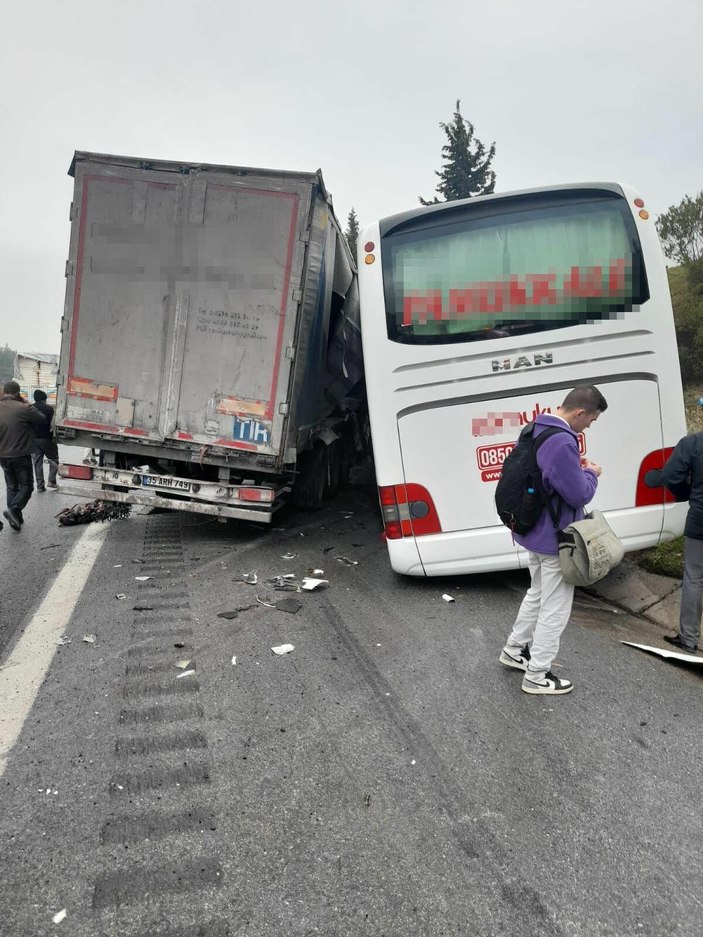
142,475,191,492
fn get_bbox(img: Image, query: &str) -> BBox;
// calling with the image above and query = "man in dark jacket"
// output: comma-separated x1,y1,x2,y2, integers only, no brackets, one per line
648,433,703,653
31,389,59,491
0,380,45,530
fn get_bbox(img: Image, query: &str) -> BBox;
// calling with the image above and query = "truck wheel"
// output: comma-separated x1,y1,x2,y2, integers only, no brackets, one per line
293,444,326,510
324,439,343,499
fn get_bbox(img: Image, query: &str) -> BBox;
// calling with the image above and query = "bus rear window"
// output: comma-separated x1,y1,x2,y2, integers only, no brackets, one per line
382,194,649,344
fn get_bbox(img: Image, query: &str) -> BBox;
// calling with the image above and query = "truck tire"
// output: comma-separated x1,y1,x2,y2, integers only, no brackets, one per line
324,439,343,499
292,444,327,510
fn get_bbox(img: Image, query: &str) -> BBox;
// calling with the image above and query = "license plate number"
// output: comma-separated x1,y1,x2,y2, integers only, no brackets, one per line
143,475,191,492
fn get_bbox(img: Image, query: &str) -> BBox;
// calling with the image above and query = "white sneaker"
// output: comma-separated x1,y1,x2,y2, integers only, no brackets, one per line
522,670,573,695
499,644,531,671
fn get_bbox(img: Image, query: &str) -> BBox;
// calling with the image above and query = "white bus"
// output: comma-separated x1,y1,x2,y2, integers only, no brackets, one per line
358,183,687,576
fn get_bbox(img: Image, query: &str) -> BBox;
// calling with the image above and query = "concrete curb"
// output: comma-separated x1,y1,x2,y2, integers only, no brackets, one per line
585,558,680,632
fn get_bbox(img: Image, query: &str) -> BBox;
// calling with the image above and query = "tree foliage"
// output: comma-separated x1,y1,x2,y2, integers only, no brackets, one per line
0,344,16,384
420,100,496,205
655,192,703,265
344,207,360,261
667,265,703,384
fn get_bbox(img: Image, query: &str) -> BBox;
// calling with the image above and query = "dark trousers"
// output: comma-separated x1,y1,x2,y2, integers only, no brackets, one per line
1,455,35,512
32,439,59,488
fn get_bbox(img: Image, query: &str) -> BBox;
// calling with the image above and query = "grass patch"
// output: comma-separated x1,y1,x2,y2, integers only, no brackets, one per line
636,537,684,579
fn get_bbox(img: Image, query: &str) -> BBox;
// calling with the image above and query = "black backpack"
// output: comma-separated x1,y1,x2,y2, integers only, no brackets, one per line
495,422,566,535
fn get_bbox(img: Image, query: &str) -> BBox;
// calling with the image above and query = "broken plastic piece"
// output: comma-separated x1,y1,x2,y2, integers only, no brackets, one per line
242,571,258,584
231,655,237,666
335,556,358,566
175,659,192,669
52,909,67,925
310,568,324,576
115,593,127,600
621,641,703,664
281,552,297,560
176,669,196,679
301,577,329,591
217,610,239,620
275,598,302,614
271,644,295,655
82,634,97,644
256,596,276,608
135,575,151,582
57,636,71,646
442,594,455,603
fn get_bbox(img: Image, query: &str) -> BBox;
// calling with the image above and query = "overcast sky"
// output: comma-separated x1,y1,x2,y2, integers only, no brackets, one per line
1,0,701,355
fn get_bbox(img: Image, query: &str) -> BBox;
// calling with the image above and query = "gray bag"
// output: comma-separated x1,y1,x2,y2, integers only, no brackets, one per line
557,510,625,587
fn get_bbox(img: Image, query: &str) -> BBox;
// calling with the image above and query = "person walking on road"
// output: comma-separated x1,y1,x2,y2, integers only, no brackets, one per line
647,432,703,653
500,385,608,695
0,380,45,531
31,389,59,492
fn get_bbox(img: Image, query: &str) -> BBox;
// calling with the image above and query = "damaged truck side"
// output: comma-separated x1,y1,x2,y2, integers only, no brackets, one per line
56,152,367,522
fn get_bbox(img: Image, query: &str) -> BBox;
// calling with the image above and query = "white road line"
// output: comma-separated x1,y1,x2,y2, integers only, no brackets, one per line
0,523,109,777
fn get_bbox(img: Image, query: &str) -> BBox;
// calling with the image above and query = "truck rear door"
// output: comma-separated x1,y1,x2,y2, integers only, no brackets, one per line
62,158,312,458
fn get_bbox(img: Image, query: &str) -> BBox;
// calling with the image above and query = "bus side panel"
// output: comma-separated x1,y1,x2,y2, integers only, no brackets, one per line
396,380,671,576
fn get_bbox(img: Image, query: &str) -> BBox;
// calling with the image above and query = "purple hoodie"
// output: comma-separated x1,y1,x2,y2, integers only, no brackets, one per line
513,413,599,556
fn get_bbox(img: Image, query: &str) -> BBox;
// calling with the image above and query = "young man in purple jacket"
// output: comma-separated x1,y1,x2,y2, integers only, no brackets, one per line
500,385,608,695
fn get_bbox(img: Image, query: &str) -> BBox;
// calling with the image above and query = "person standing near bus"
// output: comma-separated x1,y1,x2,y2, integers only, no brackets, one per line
646,432,703,653
499,385,608,695
0,380,45,530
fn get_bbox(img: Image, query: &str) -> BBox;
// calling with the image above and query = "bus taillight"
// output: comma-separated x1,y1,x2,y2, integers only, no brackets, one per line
635,448,676,506
378,484,442,539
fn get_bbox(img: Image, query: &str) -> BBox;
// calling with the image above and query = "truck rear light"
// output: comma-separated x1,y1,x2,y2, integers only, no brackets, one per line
636,448,676,506
239,487,275,503
378,483,442,539
59,464,93,480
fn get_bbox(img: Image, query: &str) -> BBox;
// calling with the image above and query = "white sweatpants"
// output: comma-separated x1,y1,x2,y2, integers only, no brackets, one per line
506,551,575,675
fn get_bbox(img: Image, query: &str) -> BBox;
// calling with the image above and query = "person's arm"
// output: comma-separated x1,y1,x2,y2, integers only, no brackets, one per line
658,437,693,501
540,436,598,509
25,405,47,426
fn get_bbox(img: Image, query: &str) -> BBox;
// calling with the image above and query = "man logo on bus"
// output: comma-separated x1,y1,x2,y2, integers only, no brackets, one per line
491,352,553,372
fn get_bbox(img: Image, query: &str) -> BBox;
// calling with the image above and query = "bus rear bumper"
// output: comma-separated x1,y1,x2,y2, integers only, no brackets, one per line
385,503,688,578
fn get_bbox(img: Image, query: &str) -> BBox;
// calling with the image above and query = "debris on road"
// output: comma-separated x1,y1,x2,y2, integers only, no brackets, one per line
57,500,131,526
231,655,237,666
52,909,67,925
57,636,71,646
217,610,239,620
113,564,122,568
115,593,127,600
309,568,324,576
241,571,258,584
82,634,97,644
335,555,358,566
176,669,196,679
132,559,145,565
40,544,61,550
175,659,192,670
134,575,152,582
281,552,297,560
174,642,186,648
256,596,276,609
275,598,302,614
442,594,455,603
133,604,154,611
621,641,703,664
323,546,335,554
271,644,295,656
301,577,328,591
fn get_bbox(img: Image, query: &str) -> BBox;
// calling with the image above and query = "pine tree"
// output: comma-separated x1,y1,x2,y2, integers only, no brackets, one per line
345,208,360,260
420,100,496,205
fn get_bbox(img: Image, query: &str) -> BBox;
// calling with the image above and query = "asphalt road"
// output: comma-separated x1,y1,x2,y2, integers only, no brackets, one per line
0,478,701,936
